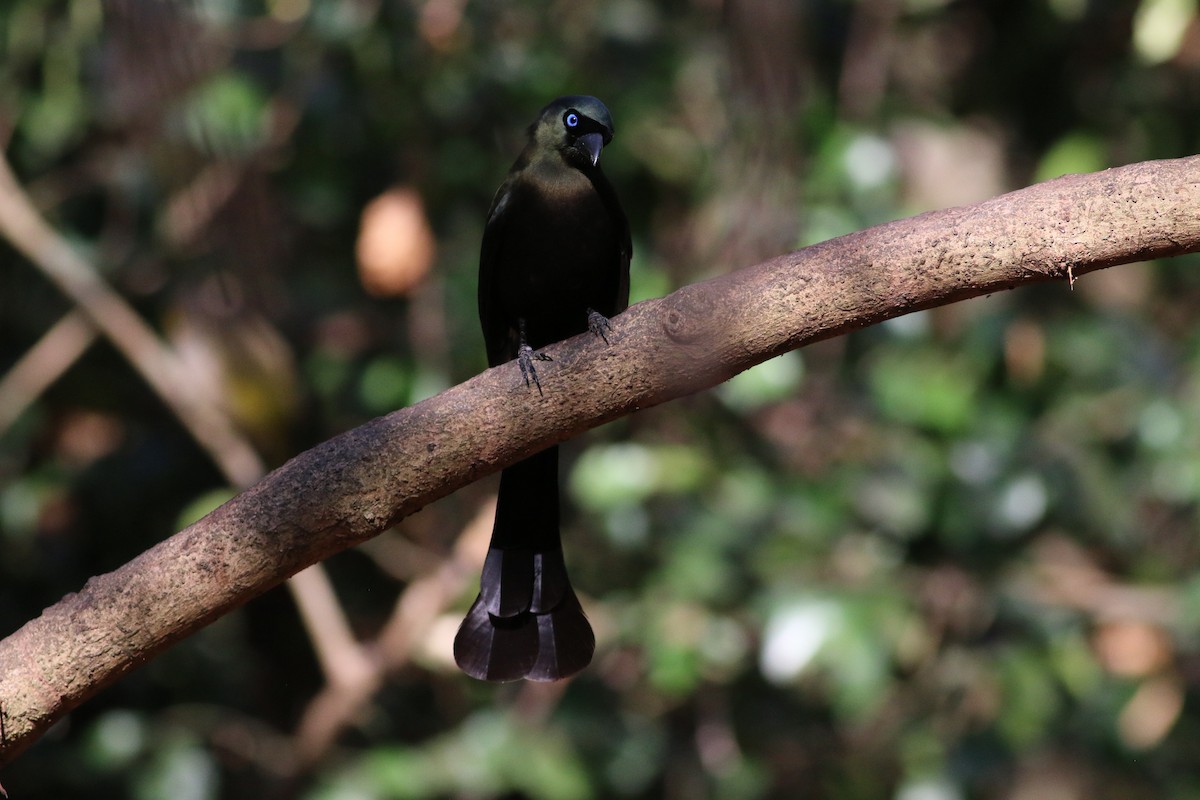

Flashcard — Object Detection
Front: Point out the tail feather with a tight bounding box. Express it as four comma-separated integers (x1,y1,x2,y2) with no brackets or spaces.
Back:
454,545,595,682
454,447,595,682
480,547,534,618
453,594,539,682
529,588,595,681
529,548,569,613
479,547,569,617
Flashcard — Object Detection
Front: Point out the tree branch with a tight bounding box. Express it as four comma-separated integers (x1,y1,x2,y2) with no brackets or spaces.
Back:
0,310,96,436
2,156,1199,764
0,156,264,489
0,153,380,748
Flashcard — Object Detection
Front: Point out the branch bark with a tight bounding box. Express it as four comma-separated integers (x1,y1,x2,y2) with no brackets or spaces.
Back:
2,156,1199,764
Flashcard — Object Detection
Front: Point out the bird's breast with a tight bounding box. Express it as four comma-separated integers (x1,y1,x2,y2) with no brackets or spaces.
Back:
492,172,624,348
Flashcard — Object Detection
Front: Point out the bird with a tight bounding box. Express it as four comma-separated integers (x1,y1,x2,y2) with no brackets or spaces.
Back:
453,95,632,682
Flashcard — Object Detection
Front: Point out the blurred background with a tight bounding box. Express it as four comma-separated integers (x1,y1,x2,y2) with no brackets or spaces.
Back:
3,0,1200,798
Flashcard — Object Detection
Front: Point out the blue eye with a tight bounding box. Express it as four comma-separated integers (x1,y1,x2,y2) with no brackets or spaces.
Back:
564,112,580,128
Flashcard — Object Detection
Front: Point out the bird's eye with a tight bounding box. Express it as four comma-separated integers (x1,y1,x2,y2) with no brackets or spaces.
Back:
564,111,580,129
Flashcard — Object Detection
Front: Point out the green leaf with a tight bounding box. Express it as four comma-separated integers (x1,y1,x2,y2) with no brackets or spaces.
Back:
1036,132,1108,183
181,73,270,157
867,348,980,433
571,442,712,511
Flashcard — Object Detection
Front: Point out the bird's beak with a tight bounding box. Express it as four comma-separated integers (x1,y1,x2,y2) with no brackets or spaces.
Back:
578,132,605,166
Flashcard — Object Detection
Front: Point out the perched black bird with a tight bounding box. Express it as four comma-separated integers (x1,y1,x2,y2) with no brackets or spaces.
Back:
454,96,631,682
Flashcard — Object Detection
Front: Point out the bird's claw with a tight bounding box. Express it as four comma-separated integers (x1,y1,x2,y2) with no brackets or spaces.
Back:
518,344,552,395
587,309,613,344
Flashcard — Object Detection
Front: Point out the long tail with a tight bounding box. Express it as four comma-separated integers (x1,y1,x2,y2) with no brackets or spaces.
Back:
453,446,595,682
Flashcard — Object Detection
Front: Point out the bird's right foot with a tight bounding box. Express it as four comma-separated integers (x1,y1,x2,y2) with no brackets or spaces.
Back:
518,344,552,395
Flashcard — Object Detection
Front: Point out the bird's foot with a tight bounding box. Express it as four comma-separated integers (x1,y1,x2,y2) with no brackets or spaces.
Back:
587,309,613,344
518,343,552,395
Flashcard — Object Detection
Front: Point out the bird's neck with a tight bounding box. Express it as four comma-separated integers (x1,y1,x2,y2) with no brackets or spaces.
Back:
524,145,594,179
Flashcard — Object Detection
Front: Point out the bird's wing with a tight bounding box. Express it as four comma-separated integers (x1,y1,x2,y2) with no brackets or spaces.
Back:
478,178,518,366
591,169,633,312
616,210,632,312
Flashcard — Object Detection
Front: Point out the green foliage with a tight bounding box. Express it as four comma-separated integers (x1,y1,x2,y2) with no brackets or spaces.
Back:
3,0,1200,798
314,713,591,800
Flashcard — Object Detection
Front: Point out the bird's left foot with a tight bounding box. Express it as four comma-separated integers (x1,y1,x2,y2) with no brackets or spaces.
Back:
587,309,613,344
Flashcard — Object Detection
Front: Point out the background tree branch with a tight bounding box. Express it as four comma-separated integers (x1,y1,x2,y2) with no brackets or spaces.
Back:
2,155,1199,765
0,151,389,754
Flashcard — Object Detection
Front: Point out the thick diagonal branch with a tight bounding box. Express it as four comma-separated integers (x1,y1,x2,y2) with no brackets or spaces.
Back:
2,156,1200,764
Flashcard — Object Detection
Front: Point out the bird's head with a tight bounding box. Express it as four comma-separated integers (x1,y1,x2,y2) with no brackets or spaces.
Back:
530,95,615,170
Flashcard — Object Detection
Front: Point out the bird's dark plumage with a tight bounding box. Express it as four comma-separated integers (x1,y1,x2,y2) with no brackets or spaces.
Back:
454,95,631,682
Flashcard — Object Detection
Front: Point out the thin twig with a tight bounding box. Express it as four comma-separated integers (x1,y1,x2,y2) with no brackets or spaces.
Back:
289,564,377,690
293,498,494,763
0,155,264,488
0,310,96,436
